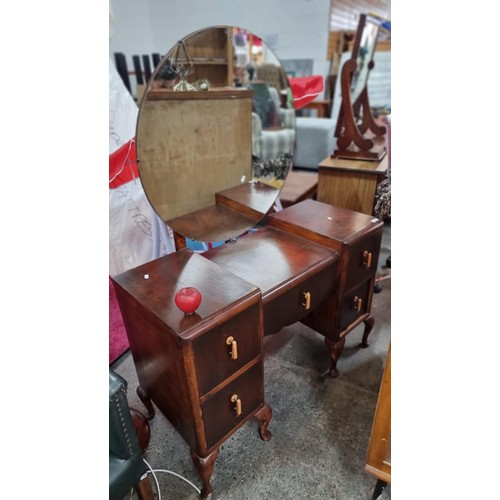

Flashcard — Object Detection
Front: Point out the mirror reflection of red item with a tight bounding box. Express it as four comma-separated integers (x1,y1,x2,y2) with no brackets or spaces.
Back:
174,287,202,315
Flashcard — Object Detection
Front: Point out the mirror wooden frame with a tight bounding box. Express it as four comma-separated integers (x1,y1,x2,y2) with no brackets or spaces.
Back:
333,14,387,161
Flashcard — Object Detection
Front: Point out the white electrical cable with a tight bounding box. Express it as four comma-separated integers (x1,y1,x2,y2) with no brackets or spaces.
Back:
142,458,202,497
143,458,162,500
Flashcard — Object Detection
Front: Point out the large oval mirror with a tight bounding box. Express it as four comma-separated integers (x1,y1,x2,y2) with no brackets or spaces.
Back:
136,25,296,244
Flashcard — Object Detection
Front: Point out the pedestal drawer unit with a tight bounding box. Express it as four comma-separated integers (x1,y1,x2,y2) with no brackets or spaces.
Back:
111,250,269,463
268,199,384,376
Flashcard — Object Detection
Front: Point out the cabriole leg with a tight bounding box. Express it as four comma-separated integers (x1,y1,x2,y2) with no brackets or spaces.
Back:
361,316,375,348
255,403,273,441
190,447,220,500
323,336,346,378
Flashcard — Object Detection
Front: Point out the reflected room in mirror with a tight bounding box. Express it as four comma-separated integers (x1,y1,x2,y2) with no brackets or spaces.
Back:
333,14,387,161
136,26,296,245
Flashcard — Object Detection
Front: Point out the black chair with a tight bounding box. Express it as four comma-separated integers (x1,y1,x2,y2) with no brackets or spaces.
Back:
114,52,132,93
109,369,155,500
141,55,153,83
132,55,144,85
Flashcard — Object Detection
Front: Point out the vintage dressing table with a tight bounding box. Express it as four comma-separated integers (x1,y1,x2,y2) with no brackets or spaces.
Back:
111,26,384,500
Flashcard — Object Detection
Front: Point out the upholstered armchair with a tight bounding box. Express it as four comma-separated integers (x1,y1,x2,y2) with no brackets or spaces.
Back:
109,369,154,500
255,63,289,93
251,83,296,162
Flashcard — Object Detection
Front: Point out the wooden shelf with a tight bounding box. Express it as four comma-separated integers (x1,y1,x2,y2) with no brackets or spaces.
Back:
180,27,234,87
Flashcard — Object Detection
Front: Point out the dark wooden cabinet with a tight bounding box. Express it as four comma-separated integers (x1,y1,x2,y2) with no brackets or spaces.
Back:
111,199,383,499
112,251,268,450
268,199,383,376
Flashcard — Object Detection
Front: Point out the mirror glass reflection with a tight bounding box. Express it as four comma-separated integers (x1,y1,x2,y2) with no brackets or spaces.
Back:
349,17,379,104
136,26,296,243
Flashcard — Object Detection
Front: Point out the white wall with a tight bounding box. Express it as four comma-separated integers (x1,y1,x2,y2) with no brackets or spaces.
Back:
109,0,332,85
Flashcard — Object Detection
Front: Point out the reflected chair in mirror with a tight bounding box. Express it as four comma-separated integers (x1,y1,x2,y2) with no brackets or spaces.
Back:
250,82,296,162
255,63,289,94
109,369,155,500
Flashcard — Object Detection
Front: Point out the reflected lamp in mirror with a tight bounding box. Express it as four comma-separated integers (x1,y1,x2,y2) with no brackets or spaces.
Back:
171,40,196,91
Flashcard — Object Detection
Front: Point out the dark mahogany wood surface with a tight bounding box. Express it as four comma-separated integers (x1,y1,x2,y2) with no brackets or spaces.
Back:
112,250,260,341
216,182,280,221
193,302,263,396
345,231,383,290
111,250,266,455
167,204,258,244
201,361,263,449
269,199,382,249
203,226,339,302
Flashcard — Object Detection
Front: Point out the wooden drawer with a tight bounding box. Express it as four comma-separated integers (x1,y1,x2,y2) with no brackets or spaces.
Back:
201,361,263,449
340,280,371,331
263,260,338,335
346,229,383,289
193,301,262,396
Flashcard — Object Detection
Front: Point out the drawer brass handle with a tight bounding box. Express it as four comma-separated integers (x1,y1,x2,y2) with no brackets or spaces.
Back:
302,291,311,310
226,336,238,360
353,296,362,313
230,394,242,416
363,250,373,269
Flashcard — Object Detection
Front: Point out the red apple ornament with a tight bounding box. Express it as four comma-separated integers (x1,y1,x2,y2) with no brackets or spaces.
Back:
174,287,202,315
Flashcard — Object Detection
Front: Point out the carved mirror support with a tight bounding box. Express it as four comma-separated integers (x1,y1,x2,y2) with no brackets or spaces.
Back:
333,14,387,161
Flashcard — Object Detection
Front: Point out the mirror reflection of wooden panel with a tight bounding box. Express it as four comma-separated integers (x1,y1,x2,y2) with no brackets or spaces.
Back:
137,89,253,223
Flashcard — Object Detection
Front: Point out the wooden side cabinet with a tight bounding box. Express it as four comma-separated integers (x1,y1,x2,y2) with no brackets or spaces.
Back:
268,199,383,376
365,343,391,499
111,250,272,500
317,154,388,216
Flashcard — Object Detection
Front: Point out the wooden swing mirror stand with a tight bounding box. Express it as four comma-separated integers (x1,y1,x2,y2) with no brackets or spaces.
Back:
333,13,387,161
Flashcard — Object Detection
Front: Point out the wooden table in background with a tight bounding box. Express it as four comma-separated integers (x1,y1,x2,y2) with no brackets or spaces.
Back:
279,170,318,208
303,99,332,118
317,155,388,216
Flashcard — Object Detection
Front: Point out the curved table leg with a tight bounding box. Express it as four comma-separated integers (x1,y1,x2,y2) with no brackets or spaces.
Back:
190,447,220,500
254,403,273,441
323,336,346,378
360,316,375,348
136,385,155,420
